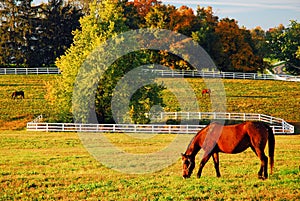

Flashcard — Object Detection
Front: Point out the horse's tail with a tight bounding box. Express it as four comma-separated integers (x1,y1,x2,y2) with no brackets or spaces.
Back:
267,125,275,174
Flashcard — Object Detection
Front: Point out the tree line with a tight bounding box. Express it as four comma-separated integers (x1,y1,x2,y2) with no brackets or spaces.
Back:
1,0,299,74
0,0,82,67
2,0,299,123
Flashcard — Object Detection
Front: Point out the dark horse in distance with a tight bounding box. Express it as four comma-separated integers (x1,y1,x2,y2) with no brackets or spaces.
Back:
182,121,275,180
11,90,24,99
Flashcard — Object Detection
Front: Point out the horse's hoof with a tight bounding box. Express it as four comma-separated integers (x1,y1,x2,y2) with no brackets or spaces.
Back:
258,176,267,180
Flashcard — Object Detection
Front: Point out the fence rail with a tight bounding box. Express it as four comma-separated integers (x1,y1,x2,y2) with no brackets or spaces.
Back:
147,112,294,134
142,69,300,82
1,67,299,81
27,112,294,134
26,122,291,134
0,67,60,75
27,123,206,134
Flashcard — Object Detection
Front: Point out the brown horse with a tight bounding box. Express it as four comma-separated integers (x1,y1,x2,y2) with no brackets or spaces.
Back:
11,91,24,99
181,121,275,180
201,89,211,97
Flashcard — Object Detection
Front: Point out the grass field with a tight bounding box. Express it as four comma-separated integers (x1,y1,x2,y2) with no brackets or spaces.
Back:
0,75,299,200
0,75,299,130
0,131,299,200
161,78,300,124
0,75,55,130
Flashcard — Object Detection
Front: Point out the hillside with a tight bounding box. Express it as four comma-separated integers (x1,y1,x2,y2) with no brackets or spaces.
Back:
0,75,299,131
0,75,56,130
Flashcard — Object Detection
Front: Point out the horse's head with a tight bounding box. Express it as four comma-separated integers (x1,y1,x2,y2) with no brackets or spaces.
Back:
181,153,195,179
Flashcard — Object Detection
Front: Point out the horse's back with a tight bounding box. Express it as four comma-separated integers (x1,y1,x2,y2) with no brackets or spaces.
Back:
215,123,250,153
12,90,24,99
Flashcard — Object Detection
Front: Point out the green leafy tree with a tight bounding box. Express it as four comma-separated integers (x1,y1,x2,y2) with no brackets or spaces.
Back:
192,6,222,69
47,0,165,123
0,0,81,67
0,0,36,67
265,24,285,60
266,21,300,74
34,0,82,66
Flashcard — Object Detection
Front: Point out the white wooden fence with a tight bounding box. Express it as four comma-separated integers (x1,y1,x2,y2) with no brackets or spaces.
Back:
142,69,300,82
0,67,60,75
27,112,294,134
147,112,294,134
26,122,292,134
27,123,206,134
1,67,299,81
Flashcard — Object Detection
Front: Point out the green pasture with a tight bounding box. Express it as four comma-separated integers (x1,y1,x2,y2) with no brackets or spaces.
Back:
161,78,300,124
0,131,299,200
0,75,55,130
0,75,299,130
0,75,299,200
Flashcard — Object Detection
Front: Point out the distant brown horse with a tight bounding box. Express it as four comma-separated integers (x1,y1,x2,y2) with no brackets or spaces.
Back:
201,89,211,97
11,91,24,99
182,121,275,180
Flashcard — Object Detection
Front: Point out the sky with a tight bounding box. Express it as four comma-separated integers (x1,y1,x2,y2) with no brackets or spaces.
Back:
33,0,300,30
162,0,300,30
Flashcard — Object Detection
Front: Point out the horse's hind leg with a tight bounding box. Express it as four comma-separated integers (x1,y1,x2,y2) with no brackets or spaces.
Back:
255,149,268,180
212,152,221,177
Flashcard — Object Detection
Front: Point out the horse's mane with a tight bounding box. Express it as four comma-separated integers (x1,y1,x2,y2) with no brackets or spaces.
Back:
185,123,211,152
185,121,223,153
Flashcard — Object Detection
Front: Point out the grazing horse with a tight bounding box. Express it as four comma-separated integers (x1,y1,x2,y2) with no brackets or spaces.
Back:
11,91,24,99
201,89,211,97
181,121,275,180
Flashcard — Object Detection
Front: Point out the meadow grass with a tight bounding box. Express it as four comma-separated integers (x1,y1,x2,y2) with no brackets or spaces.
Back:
0,131,299,200
0,75,56,130
0,75,299,200
161,78,300,124
0,75,299,130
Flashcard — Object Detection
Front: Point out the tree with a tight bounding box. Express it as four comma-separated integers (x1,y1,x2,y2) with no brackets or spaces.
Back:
192,6,222,69
47,0,165,123
168,5,198,36
266,21,300,74
0,0,82,67
132,0,159,17
35,0,82,66
250,27,268,58
0,0,37,67
215,18,264,72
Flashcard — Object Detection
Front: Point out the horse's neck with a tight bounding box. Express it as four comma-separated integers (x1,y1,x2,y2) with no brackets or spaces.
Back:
185,137,201,158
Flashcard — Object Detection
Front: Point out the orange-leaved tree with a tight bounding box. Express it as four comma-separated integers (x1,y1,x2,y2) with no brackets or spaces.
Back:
215,18,264,72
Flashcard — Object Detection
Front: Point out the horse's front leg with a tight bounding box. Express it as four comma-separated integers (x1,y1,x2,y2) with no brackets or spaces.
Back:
197,153,212,178
212,152,221,177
